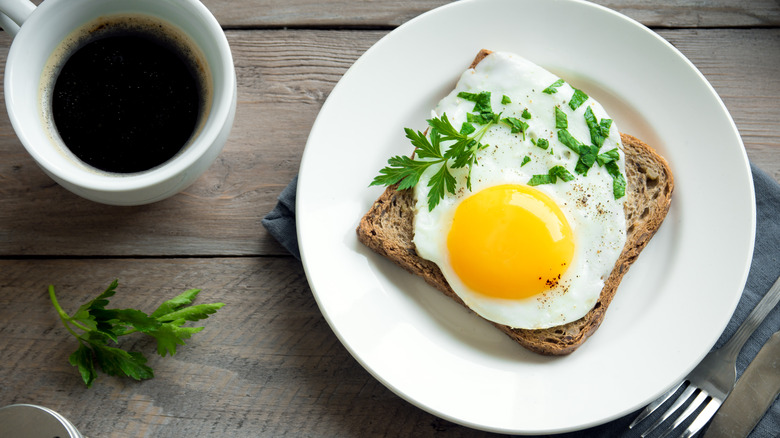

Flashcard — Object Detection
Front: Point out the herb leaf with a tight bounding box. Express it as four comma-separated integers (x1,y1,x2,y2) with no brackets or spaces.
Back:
596,148,621,166
459,122,476,135
458,91,493,114
156,303,224,323
600,118,613,138
557,129,584,152
501,117,529,139
428,112,464,138
90,342,154,381
150,321,205,357
555,120,625,195
555,107,568,129
467,112,500,125
528,165,575,186
575,145,599,175
427,162,457,211
551,165,576,182
569,88,589,110
49,280,223,387
542,79,565,94
370,154,438,191
150,288,201,319
605,160,626,199
372,110,498,211
69,344,98,388
584,107,612,148
528,174,553,186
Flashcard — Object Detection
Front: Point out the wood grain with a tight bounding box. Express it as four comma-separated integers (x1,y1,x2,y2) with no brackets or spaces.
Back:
15,0,780,28
0,28,777,257
0,258,502,437
200,0,780,28
660,28,780,179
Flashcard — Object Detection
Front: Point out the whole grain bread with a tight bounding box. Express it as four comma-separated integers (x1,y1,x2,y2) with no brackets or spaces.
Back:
356,51,674,355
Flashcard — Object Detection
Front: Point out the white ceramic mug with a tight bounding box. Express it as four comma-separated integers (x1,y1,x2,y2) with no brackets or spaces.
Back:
0,0,237,205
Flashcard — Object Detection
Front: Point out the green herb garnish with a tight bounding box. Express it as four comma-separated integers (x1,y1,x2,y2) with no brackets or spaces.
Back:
556,112,625,198
606,160,626,198
462,91,500,128
521,156,531,166
49,280,224,388
557,129,583,151
574,144,600,175
458,91,493,114
372,80,626,208
555,106,568,129
460,122,476,135
558,129,599,176
501,117,529,139
528,165,575,186
596,148,621,166
467,112,500,125
596,147,627,198
584,106,612,147
371,113,496,211
542,79,565,94
569,88,589,110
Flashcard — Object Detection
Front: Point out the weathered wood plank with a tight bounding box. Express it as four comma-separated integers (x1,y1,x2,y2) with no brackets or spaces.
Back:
660,28,780,180
200,0,780,28
14,0,780,29
0,28,777,257
595,0,780,28
0,258,503,437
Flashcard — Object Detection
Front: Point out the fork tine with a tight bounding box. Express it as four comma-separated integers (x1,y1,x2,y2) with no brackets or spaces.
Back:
639,384,697,437
629,381,685,428
678,398,723,438
656,390,709,438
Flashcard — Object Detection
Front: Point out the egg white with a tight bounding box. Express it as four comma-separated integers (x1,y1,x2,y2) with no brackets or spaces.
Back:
412,52,627,330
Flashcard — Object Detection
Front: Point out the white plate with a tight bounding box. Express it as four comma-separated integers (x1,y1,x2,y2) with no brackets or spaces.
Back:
296,0,756,434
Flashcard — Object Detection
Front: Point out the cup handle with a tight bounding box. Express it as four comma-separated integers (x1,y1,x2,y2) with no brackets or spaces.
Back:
0,0,36,37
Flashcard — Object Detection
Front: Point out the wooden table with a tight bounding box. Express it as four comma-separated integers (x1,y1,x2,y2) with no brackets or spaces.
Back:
1,1,778,436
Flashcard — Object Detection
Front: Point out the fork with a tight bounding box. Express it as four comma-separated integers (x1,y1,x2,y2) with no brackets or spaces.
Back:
628,272,780,438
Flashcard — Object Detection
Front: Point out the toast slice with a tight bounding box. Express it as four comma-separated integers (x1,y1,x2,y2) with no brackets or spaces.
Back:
356,51,674,355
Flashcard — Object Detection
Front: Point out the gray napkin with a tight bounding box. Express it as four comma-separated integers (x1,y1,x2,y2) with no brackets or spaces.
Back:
262,163,779,436
261,175,300,260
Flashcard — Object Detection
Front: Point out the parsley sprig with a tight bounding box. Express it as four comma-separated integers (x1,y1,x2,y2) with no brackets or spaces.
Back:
371,90,541,210
371,114,495,211
49,280,224,388
371,83,626,209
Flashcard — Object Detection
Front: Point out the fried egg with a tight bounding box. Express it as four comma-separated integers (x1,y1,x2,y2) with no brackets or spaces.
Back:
412,51,627,330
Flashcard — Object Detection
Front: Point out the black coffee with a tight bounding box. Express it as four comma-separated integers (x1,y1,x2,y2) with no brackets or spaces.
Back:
52,31,202,173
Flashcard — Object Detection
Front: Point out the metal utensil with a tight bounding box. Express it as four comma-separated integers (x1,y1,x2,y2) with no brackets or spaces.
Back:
703,330,780,438
628,272,780,438
0,404,83,438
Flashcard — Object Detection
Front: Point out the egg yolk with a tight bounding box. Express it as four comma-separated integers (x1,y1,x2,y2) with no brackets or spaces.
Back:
447,184,575,300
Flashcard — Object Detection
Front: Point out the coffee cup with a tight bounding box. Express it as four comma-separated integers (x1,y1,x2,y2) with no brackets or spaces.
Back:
1,0,237,205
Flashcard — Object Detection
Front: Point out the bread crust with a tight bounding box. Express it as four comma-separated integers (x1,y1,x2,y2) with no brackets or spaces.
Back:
356,51,674,355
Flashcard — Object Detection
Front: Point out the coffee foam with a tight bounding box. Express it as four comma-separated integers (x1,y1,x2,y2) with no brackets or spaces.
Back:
39,13,214,175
